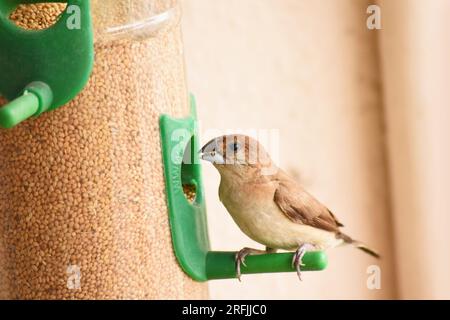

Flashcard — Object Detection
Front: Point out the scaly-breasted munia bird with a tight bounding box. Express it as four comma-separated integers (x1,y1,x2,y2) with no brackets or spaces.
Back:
200,134,379,281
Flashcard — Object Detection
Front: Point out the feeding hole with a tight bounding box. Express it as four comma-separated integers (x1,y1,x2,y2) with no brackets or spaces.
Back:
9,2,67,30
182,184,196,204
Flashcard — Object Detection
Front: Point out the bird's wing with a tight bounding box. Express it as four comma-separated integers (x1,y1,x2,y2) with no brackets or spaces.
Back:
273,172,343,233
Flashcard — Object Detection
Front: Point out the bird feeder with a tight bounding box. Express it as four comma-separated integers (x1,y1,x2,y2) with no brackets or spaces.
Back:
0,0,327,299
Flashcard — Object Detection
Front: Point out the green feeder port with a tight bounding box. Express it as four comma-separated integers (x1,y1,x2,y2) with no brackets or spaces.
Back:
160,96,328,281
0,0,94,128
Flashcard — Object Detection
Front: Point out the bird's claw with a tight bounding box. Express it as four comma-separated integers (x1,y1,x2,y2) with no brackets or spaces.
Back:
292,249,304,281
235,249,250,282
235,247,267,281
292,243,315,281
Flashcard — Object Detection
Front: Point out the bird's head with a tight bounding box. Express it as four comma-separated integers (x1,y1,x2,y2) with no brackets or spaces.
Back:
200,134,277,178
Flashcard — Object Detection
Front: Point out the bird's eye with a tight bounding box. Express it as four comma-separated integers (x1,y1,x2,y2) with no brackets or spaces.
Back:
229,142,241,152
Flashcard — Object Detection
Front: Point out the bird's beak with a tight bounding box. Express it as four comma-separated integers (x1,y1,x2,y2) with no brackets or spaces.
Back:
199,140,225,165
199,150,225,165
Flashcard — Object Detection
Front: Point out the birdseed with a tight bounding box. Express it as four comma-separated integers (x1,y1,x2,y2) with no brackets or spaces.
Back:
9,3,67,30
182,184,197,203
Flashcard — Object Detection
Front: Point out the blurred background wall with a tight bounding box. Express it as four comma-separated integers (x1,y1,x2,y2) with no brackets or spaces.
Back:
378,0,450,299
181,0,450,299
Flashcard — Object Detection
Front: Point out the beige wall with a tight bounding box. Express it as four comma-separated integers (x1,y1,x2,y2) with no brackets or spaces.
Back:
181,0,396,299
378,0,450,299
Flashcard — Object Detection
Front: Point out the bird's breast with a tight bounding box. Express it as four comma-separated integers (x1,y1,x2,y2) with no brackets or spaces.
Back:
219,179,342,250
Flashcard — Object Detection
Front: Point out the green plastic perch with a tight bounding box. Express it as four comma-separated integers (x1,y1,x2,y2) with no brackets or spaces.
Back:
206,251,327,280
160,96,328,281
0,82,53,128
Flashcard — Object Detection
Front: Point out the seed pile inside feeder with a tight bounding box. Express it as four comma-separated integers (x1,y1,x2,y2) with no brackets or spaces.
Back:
0,2,208,299
182,185,197,203
9,3,67,30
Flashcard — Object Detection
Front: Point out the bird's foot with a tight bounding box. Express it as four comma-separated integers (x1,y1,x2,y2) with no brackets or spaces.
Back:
292,243,316,281
235,247,267,281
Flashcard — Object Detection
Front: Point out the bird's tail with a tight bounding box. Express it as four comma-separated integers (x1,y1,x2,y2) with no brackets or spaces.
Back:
337,232,380,259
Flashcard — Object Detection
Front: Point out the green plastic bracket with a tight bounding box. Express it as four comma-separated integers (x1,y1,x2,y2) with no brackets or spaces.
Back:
0,0,94,128
159,96,328,281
